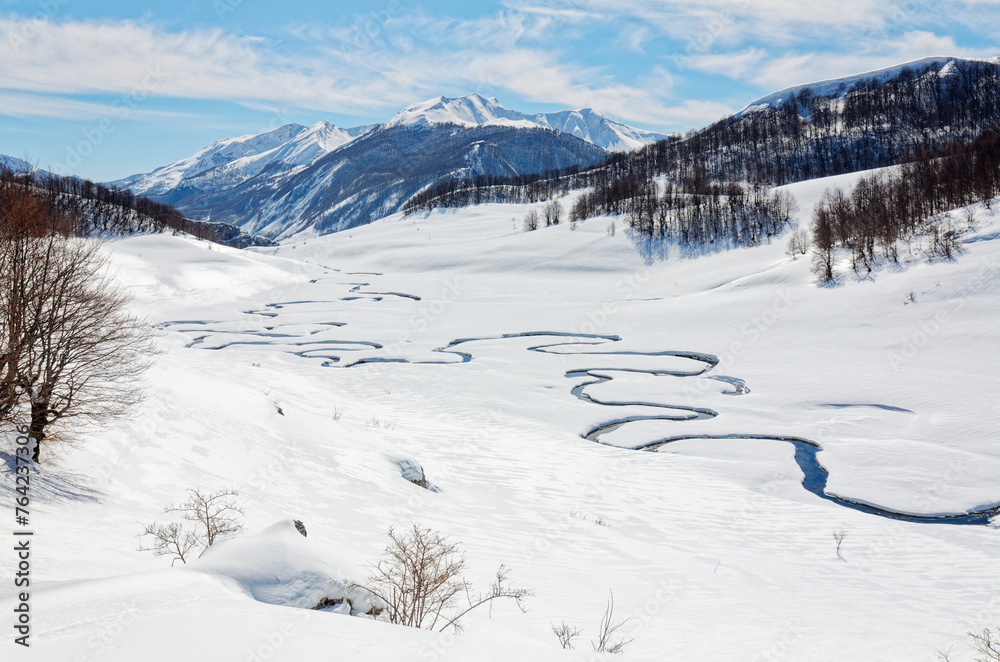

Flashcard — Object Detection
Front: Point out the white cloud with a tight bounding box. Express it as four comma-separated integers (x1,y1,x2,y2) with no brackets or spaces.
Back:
749,31,990,91
0,14,685,127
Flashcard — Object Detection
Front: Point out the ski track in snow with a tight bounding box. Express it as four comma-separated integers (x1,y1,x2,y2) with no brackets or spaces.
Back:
159,277,1000,527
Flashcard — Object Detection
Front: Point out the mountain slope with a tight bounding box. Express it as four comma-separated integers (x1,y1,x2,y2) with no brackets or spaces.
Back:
632,55,1000,186
733,55,962,118
185,123,609,237
384,94,666,151
0,154,41,174
112,121,374,204
110,95,662,239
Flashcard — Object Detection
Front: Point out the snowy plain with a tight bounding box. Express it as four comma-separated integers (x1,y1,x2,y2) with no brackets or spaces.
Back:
2,171,1000,661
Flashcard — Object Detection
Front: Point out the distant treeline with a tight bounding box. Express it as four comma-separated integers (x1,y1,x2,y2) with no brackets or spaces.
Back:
404,59,1000,248
0,167,220,241
812,129,1000,279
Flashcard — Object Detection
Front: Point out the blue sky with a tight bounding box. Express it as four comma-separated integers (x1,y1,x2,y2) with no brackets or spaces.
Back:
1,0,997,181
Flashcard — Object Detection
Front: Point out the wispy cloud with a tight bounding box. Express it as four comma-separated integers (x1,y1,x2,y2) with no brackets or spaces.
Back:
0,1,994,136
0,13,685,126
749,31,991,91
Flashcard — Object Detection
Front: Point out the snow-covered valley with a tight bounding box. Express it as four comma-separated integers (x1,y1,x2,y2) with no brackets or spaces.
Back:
2,172,1000,661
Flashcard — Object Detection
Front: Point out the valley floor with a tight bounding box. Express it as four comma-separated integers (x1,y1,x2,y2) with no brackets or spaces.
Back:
2,173,1000,660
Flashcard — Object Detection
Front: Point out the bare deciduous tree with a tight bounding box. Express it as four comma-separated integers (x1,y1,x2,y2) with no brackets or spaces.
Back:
139,488,244,563
359,523,532,632
1,172,156,462
522,208,539,232
592,590,632,654
543,199,563,226
786,225,811,258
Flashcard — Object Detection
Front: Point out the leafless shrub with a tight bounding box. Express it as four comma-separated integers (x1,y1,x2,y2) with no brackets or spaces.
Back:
359,523,531,633
552,621,583,649
970,628,1000,661
592,590,632,654
138,521,198,566
833,530,847,561
139,488,244,563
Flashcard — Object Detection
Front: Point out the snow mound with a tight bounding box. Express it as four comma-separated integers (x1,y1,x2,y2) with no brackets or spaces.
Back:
192,520,360,611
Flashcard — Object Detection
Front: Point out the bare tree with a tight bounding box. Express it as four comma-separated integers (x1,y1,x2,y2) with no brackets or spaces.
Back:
592,590,632,654
1,173,156,461
543,199,563,226
0,175,73,426
552,622,584,649
522,208,539,232
786,225,810,258
139,488,244,563
811,202,837,283
360,523,532,632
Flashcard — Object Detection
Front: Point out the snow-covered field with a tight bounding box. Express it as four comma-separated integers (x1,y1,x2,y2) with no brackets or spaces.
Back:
3,172,1000,660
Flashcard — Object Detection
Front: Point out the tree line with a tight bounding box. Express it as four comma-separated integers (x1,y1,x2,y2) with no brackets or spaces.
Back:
403,59,1000,251
811,129,1000,280
2,167,220,241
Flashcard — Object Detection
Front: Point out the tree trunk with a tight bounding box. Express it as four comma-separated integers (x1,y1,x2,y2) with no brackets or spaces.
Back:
29,402,47,463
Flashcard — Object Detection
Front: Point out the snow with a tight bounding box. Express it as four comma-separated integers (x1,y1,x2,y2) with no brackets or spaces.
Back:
110,121,374,196
2,172,1000,659
0,154,37,174
735,56,966,117
383,93,666,152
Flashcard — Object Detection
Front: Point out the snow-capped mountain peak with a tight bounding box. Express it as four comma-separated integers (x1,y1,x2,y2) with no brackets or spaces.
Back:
382,93,666,152
111,120,374,199
0,154,39,175
383,93,529,129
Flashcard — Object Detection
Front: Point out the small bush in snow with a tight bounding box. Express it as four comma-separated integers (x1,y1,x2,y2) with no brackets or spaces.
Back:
358,523,531,632
968,628,1000,661
138,488,244,565
592,590,632,654
552,621,583,649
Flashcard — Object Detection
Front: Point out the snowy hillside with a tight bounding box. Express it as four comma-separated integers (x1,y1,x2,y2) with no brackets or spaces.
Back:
112,121,375,203
3,171,999,660
735,55,982,117
384,94,666,151
0,154,39,174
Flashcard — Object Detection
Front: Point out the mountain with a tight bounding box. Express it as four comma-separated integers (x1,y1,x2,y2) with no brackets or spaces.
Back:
637,55,1000,186
384,94,666,151
1,154,41,174
733,56,962,118
177,122,609,237
111,95,643,238
113,120,375,204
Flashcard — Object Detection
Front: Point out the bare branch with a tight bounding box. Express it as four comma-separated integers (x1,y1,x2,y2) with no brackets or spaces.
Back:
358,523,531,634
552,622,584,649
592,590,633,655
